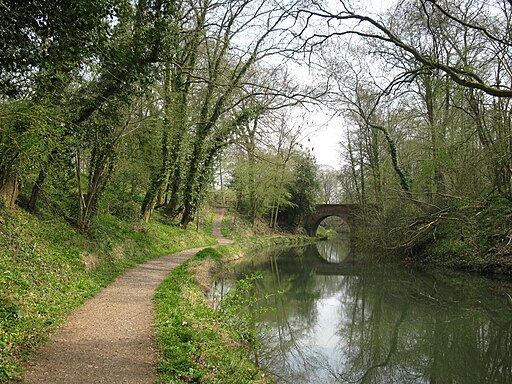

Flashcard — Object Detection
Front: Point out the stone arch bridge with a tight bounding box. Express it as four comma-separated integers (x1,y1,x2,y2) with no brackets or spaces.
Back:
303,204,358,236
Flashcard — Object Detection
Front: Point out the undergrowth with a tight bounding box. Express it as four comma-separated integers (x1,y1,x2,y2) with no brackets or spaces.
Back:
412,197,512,274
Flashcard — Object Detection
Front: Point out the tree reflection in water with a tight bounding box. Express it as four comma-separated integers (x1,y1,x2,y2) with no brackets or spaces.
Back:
212,241,512,383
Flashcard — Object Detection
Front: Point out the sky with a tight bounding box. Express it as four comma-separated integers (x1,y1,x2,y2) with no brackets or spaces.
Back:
302,111,344,168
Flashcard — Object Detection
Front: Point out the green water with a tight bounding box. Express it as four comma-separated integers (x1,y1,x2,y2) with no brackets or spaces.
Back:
212,239,512,383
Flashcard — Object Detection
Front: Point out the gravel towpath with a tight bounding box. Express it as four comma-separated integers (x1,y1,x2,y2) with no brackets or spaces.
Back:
22,208,232,384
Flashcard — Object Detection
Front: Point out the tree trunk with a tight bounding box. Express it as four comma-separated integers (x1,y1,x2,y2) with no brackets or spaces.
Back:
163,167,183,218
180,137,204,228
424,72,446,196
140,64,174,221
28,167,47,213
346,132,361,204
141,178,162,222
0,176,20,209
77,146,115,232
371,123,411,194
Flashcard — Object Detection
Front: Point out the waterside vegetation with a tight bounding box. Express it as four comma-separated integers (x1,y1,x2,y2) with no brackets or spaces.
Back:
154,218,316,384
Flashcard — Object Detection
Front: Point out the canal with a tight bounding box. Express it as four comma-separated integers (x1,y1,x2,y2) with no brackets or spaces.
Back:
212,238,512,383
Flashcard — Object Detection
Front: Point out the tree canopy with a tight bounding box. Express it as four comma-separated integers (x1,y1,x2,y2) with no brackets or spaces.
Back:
2,0,512,258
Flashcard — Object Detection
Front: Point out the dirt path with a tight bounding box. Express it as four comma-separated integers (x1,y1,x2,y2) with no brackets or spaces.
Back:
212,207,233,246
22,208,232,384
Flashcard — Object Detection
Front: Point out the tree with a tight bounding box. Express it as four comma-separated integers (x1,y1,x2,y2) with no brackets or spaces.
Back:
317,166,343,204
71,0,178,231
0,0,113,209
177,0,299,227
299,0,512,248
298,0,512,97
0,0,180,232
137,0,311,227
232,108,303,227
280,152,320,229
140,0,206,221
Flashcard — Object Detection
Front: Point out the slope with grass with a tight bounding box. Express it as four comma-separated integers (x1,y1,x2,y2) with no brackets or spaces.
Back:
0,207,216,382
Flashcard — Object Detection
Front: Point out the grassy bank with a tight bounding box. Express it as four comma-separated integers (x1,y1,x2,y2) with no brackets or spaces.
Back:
0,207,216,382
409,197,512,275
154,214,315,384
154,248,271,384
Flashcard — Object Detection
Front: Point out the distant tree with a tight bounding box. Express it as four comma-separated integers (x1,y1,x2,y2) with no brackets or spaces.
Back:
280,153,320,229
317,166,343,204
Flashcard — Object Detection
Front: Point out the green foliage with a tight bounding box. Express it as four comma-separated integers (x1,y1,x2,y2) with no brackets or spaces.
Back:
279,153,321,228
220,210,256,240
234,164,281,215
219,274,272,345
0,0,113,97
1,0,179,228
288,154,320,214
232,157,293,221
0,101,63,180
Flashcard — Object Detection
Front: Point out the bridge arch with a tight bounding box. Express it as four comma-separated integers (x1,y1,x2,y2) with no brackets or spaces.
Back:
303,204,356,237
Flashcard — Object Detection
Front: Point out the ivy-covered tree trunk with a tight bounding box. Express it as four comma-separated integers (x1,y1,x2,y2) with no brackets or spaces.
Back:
77,144,117,232
0,174,20,209
179,128,206,227
372,123,411,194
423,72,447,197
162,89,189,218
163,159,184,218
141,66,173,222
142,1,204,221
27,168,47,212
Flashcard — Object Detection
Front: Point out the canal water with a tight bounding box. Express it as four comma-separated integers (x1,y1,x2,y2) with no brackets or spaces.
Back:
212,238,512,383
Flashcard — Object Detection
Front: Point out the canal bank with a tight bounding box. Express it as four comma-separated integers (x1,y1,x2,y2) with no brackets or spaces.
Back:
154,208,512,384
154,235,314,383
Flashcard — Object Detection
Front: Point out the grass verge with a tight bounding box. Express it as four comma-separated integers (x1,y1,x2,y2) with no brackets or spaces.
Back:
0,207,216,382
155,251,271,384
154,230,316,384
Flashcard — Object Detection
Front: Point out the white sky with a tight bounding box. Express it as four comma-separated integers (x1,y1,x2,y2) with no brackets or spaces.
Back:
302,111,344,168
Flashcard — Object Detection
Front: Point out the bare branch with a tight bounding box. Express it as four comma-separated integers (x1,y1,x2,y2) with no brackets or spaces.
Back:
298,5,512,97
